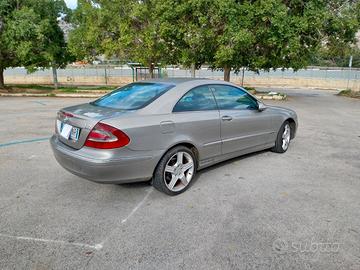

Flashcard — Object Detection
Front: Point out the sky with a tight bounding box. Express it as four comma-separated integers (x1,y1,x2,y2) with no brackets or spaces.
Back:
64,0,77,9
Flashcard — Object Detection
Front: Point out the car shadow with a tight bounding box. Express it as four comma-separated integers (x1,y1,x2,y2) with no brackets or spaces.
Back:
118,148,272,192
196,148,270,175
119,181,151,189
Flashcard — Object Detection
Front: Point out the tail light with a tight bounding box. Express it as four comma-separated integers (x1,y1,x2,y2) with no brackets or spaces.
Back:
84,122,130,149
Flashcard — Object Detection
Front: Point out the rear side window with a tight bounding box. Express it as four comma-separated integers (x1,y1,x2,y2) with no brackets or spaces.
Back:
173,85,218,112
92,83,174,110
210,85,258,110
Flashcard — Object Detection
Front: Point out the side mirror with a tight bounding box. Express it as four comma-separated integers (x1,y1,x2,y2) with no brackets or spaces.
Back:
257,101,267,111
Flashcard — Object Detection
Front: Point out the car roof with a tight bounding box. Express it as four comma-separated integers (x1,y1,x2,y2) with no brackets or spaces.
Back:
140,77,220,85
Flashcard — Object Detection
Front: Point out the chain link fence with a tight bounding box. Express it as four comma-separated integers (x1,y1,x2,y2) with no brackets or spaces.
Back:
4,65,360,90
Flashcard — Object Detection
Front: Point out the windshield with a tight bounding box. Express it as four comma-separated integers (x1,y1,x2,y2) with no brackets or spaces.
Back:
92,82,175,110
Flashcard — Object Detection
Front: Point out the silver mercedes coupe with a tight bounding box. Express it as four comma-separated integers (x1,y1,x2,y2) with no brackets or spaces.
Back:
51,78,297,195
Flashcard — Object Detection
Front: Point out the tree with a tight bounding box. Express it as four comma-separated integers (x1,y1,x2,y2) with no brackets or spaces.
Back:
69,0,171,78
0,0,71,89
34,0,73,89
167,0,217,77
315,0,360,66
68,0,359,82
210,0,360,81
209,0,255,81
68,0,105,61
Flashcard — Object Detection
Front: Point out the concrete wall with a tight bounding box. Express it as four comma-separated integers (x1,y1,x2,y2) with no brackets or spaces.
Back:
4,76,133,85
239,77,360,91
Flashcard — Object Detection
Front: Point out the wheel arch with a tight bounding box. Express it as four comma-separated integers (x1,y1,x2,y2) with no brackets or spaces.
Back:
165,141,199,166
152,141,200,179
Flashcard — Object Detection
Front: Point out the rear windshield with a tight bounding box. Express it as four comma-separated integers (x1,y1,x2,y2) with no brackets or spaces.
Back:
92,82,175,110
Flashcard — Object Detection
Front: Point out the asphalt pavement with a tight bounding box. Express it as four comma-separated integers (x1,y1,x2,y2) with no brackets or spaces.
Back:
0,88,359,270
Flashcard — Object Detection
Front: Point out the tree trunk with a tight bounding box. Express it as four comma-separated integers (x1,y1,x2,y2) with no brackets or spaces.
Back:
149,63,155,79
224,66,231,82
190,63,196,78
52,64,58,90
104,66,108,85
0,67,4,89
241,67,245,86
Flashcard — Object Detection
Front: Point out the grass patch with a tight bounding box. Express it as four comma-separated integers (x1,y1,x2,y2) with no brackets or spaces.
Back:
337,89,360,99
75,85,116,90
58,88,78,93
5,84,117,93
8,84,54,91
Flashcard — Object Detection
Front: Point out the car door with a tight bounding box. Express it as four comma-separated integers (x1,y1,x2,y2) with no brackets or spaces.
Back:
209,84,274,155
173,85,221,165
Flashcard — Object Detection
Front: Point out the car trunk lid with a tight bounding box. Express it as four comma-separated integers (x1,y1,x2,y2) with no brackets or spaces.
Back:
56,103,131,149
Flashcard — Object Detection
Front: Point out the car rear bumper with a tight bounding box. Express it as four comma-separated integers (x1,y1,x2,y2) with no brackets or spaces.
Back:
50,135,160,183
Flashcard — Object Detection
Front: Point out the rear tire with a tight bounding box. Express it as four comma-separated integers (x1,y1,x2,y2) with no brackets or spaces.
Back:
271,121,291,153
152,146,196,195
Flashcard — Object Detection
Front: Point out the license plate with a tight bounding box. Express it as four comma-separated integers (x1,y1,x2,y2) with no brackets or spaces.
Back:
69,126,80,141
57,120,80,141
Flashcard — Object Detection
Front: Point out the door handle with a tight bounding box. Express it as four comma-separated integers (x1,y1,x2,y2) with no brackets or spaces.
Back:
221,115,233,121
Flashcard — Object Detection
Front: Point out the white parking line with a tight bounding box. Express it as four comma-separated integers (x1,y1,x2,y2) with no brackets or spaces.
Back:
0,188,154,251
0,233,103,250
98,187,154,247
121,188,153,224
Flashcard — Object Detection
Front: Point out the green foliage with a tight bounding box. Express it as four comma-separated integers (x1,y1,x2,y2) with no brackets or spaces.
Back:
69,0,173,75
168,0,218,68
309,1,360,68
337,89,360,99
211,0,359,79
69,0,359,81
311,47,360,68
0,0,72,87
68,0,104,60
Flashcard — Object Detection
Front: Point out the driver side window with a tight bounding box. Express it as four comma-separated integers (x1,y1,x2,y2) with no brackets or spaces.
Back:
209,85,258,110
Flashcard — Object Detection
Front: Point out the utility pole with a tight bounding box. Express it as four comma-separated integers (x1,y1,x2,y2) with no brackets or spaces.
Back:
104,66,108,85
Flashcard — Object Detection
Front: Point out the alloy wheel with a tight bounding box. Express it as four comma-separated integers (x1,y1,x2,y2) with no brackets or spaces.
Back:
164,151,194,192
282,124,291,150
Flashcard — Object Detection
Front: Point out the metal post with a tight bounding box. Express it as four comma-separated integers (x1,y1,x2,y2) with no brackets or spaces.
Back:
130,66,135,82
104,66,108,85
347,55,353,90
241,67,245,86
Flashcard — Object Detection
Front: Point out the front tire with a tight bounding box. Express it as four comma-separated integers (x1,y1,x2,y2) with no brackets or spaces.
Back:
272,121,291,153
152,146,196,195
